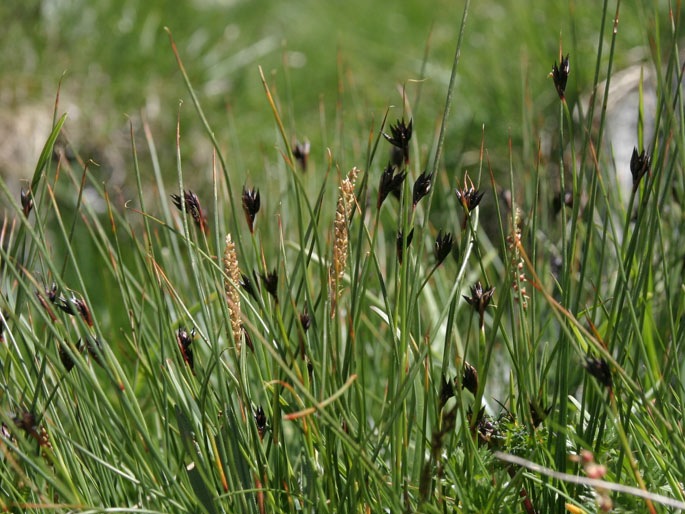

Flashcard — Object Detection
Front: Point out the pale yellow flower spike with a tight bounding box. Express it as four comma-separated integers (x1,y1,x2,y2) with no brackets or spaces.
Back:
223,234,243,352
330,167,359,317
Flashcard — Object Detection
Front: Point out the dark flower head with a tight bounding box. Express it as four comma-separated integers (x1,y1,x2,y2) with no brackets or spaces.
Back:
240,272,259,302
584,356,612,388
71,297,93,327
413,170,433,207
529,400,552,428
171,190,208,234
80,336,103,367
439,375,455,409
396,228,414,265
377,164,407,209
462,361,479,395
630,147,651,192
293,141,310,172
254,405,267,440
46,283,58,303
434,230,454,265
463,281,495,329
58,341,78,372
242,185,261,234
383,118,412,166
54,295,93,327
260,269,279,302
299,310,311,332
552,191,573,215
551,53,570,100
176,326,195,370
20,188,33,217
455,184,485,213
243,327,254,353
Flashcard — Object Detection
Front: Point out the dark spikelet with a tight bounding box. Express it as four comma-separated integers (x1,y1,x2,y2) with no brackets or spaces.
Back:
293,141,310,171
412,171,433,207
242,185,261,233
377,164,406,209
463,281,495,329
58,340,80,372
434,230,454,265
243,327,254,352
455,184,485,213
254,406,267,440
299,310,311,332
383,118,412,166
530,401,552,428
171,190,208,233
261,269,279,302
439,375,455,409
20,189,33,217
462,362,479,395
176,326,195,371
550,53,570,100
71,298,93,327
83,336,104,366
240,272,259,302
584,356,612,388
630,147,651,192
396,228,414,265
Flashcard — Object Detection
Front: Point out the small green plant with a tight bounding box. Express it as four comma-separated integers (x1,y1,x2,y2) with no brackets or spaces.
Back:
2,1,685,513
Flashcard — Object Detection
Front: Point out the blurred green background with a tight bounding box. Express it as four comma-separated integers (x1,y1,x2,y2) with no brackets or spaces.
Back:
0,0,676,199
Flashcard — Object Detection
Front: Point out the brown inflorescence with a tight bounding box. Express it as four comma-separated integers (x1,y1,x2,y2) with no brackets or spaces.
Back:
171,190,208,234
223,234,243,352
330,167,359,316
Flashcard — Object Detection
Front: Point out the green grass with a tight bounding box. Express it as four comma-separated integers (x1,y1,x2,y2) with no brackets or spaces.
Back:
2,0,685,513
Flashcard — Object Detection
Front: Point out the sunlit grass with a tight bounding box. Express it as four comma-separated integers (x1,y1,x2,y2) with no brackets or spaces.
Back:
2,1,685,513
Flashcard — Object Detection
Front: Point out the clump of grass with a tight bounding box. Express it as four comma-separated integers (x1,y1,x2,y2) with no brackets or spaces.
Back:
1,1,685,513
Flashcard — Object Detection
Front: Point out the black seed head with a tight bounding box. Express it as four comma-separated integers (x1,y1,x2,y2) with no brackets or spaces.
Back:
176,326,195,370
377,164,407,209
413,171,433,207
84,336,103,366
630,147,651,192
529,401,552,428
46,284,58,303
299,310,311,332
254,406,267,440
71,297,93,327
243,327,254,352
462,362,479,395
439,375,455,409
20,189,33,217
551,53,570,100
241,185,261,234
434,231,454,265
552,191,573,215
455,184,485,213
240,272,259,302
171,190,208,233
396,228,414,265
260,269,279,302
463,281,495,328
584,356,612,388
59,341,77,372
293,141,310,171
383,118,412,165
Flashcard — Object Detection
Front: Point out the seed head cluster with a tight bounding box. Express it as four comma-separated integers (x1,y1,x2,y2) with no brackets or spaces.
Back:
330,167,359,316
223,234,243,352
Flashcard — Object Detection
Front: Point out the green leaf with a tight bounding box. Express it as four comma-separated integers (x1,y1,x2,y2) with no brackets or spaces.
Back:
30,112,68,191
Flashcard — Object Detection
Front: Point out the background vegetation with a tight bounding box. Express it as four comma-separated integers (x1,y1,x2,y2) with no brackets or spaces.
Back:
1,0,685,512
